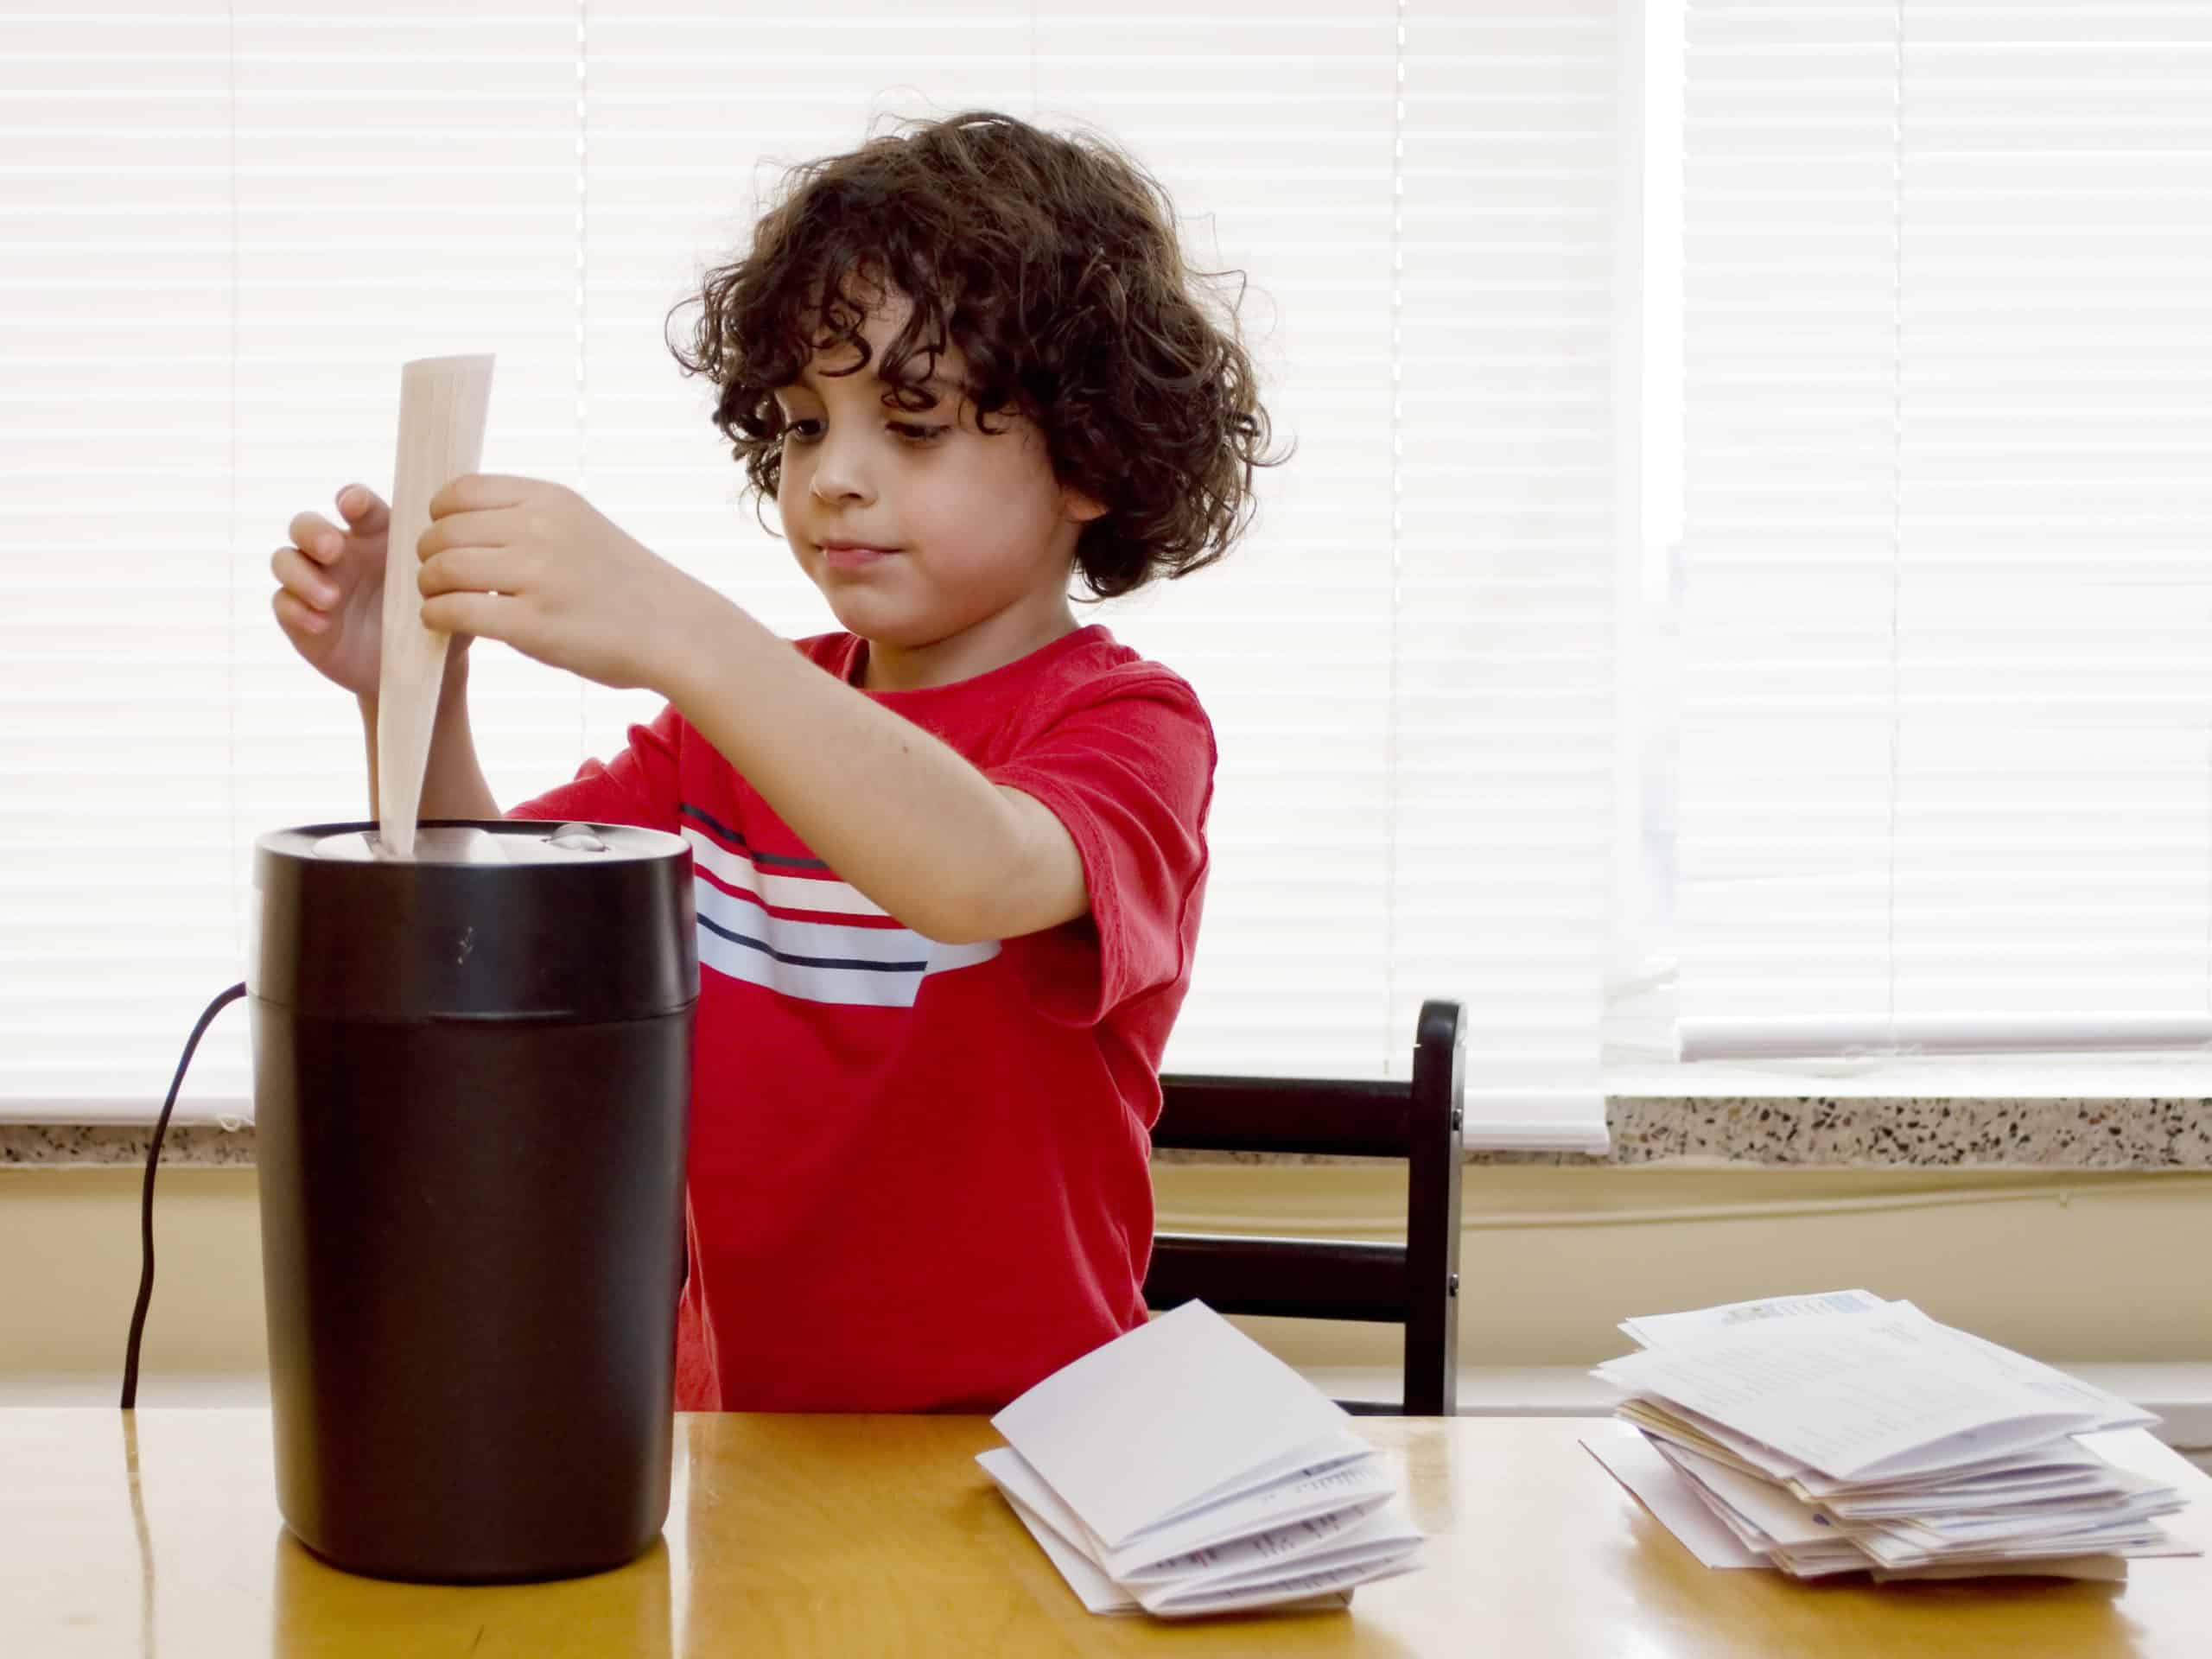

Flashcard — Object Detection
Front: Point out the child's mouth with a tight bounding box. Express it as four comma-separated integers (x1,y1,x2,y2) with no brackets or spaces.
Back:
821,543,899,572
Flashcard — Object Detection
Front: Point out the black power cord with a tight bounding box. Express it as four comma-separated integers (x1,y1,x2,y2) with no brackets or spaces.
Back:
120,981,248,1410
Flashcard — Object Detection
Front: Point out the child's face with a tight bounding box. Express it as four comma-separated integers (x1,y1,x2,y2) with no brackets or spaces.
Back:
771,285,1105,689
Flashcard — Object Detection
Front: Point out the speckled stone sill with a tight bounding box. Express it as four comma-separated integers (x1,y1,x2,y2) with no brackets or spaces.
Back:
8,1096,2209,1170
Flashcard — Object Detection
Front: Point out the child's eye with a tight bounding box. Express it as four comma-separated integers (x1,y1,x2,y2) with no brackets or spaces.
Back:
779,418,948,447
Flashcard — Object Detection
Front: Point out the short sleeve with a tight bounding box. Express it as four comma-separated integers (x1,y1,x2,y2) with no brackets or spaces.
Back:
505,701,685,835
984,677,1216,1027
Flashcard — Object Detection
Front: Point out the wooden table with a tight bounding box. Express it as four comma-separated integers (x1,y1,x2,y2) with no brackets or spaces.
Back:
5,1409,2209,1657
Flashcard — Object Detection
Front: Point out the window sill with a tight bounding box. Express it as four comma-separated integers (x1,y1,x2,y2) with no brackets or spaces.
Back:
8,1096,2211,1172
1602,969,2212,1103
1605,1052,2212,1102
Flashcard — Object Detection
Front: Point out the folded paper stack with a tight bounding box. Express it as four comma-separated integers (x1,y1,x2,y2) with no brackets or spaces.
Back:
1594,1290,2196,1580
979,1300,1426,1618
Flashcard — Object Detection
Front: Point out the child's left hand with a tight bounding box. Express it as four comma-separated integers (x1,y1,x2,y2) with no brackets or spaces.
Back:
416,474,704,691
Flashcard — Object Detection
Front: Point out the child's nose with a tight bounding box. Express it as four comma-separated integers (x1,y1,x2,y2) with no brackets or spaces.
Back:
807,441,874,505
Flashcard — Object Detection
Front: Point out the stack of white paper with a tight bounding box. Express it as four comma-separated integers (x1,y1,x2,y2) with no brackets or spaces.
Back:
978,1301,1426,1618
1592,1290,2198,1581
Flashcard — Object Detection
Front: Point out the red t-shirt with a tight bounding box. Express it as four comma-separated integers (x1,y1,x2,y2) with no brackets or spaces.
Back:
507,623,1215,1411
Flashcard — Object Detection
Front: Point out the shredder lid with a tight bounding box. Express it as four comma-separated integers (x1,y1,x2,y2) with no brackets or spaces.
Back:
250,818,698,1022
308,822,637,863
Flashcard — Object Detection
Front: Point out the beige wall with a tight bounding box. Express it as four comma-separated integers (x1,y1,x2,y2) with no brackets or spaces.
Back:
1158,1161,2212,1373
3,1167,269,1380
8,1161,2209,1395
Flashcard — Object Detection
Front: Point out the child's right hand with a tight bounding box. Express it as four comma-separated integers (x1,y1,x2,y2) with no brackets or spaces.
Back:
270,485,469,701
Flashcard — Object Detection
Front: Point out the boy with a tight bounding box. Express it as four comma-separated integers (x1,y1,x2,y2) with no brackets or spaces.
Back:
270,110,1283,1409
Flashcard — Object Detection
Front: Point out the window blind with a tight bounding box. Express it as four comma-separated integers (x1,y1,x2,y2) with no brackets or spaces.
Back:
1675,1,2212,1066
2,2,1622,1151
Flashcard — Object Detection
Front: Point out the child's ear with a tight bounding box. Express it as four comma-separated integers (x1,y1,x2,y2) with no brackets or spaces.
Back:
1060,484,1109,525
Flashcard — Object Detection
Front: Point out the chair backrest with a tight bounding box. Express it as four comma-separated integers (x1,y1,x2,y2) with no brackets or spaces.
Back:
1143,999,1465,1415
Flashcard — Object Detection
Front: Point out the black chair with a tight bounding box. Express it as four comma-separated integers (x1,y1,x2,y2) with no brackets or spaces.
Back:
1142,999,1465,1416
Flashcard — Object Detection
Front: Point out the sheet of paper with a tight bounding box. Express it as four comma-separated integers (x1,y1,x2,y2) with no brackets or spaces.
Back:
375,352,493,860
1124,1496,1410,1592
978,1448,1144,1611
1141,1431,1376,1538
1142,1553,1395,1618
2075,1428,2212,1558
1853,1517,2169,1569
1615,1300,2155,1479
977,1448,1363,1619
1897,1497,2181,1548
1787,1438,2104,1499
1840,1418,2116,1488
1768,1540,1878,1578
1138,1505,1421,1615
990,1301,1357,1550
1618,1397,1808,1482
1940,1319,2158,1433
1872,1554,2129,1583
1653,1439,1839,1549
1002,1491,1141,1614
1621,1289,1891,1349
1596,1307,2110,1481
1580,1426,1767,1568
1810,1440,2116,1508
1826,1466,2124,1517
1104,1457,1398,1580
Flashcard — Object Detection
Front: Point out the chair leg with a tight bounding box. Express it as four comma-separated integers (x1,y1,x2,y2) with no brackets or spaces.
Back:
1402,1000,1465,1414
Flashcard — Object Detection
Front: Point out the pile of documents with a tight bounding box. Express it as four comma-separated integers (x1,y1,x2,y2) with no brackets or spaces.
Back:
1593,1289,2195,1580
978,1300,1425,1618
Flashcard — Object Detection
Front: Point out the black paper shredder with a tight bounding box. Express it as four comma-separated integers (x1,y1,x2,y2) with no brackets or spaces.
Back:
248,818,697,1583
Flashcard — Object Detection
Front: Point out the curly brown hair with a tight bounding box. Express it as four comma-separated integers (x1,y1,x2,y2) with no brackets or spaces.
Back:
665,109,1289,600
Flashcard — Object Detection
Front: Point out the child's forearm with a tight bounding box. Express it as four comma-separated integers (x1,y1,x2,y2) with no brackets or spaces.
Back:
658,588,1089,945
355,657,501,823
